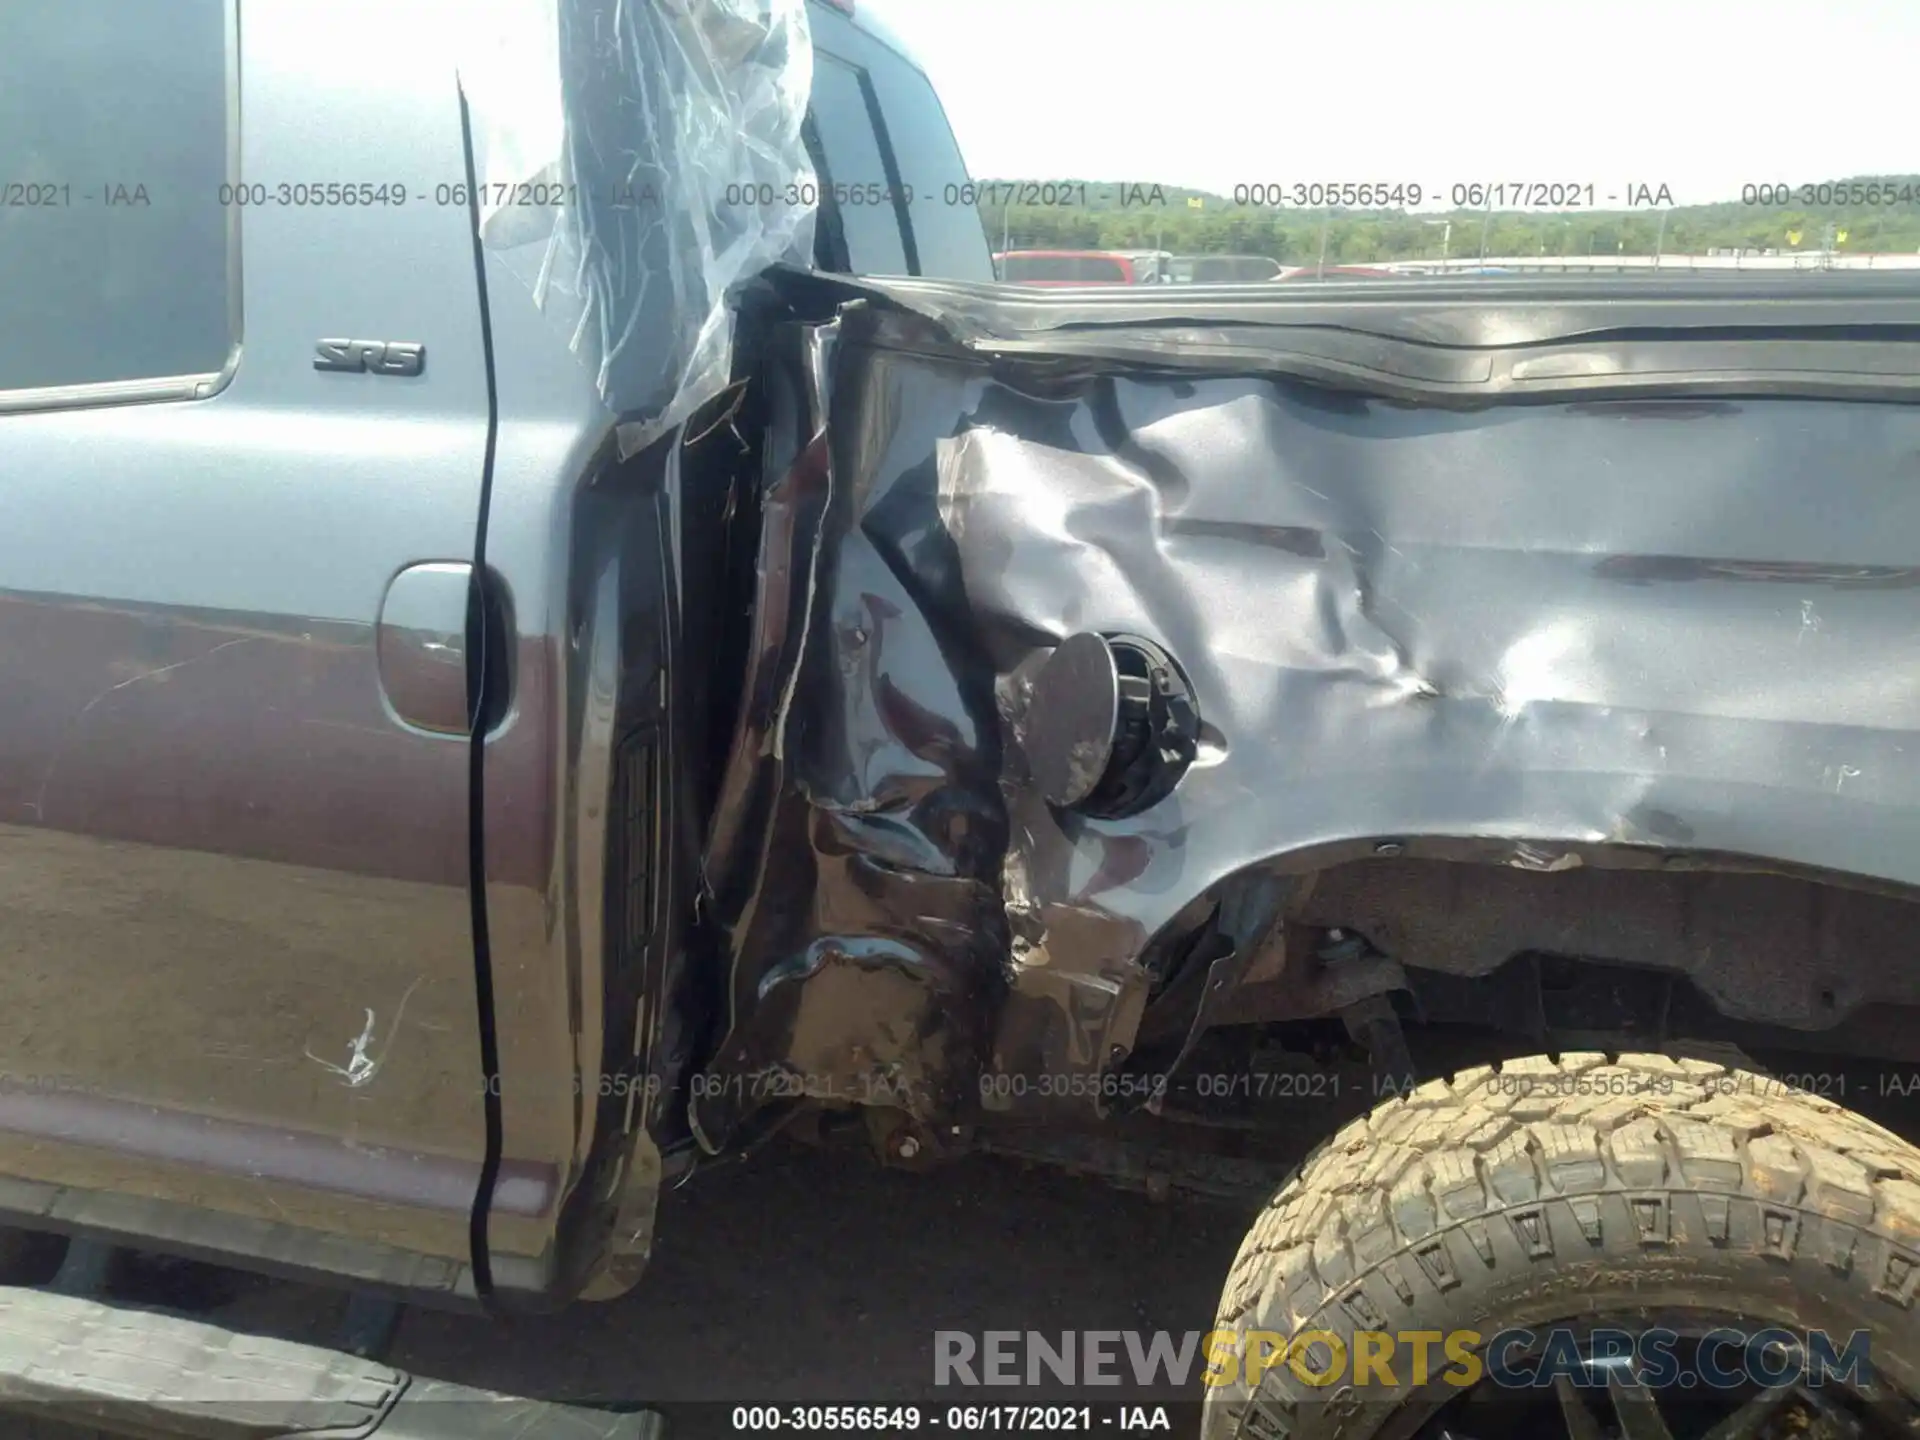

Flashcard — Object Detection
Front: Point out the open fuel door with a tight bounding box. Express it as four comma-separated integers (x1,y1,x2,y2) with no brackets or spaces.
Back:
685,270,1920,1158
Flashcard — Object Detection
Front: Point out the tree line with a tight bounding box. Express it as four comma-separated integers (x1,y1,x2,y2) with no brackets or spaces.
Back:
977,176,1920,261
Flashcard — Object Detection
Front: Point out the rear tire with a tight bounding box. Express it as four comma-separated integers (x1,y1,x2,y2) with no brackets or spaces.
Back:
1202,1052,1920,1438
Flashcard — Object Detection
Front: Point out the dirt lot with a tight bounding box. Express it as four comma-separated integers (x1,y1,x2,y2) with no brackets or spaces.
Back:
199,1141,1253,1436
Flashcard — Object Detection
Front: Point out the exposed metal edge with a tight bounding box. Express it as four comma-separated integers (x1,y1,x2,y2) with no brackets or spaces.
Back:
0,1286,660,1438
762,269,1920,402
768,267,1920,345
964,333,1920,404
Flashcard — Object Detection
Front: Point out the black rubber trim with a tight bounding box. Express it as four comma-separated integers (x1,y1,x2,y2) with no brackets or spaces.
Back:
454,81,506,1303
853,67,919,276
801,115,853,274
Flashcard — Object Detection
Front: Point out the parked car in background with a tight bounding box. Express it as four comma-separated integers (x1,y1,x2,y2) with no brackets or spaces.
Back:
1277,263,1406,280
995,249,1142,285
1171,253,1283,283
1108,248,1175,283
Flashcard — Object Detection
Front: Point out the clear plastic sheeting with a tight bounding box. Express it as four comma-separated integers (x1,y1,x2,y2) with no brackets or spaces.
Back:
457,0,817,456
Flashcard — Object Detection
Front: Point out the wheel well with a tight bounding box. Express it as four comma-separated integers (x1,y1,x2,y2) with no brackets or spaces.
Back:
1199,849,1920,1064
965,850,1920,1203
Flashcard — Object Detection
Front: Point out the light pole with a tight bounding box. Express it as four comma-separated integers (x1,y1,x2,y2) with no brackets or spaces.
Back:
1425,218,1451,265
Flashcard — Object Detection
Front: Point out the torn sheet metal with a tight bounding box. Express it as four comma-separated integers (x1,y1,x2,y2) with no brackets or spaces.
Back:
458,0,815,456
691,281,1920,1146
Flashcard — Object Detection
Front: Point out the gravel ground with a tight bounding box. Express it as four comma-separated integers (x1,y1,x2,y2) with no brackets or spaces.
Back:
194,1141,1255,1437
80,1068,1920,1440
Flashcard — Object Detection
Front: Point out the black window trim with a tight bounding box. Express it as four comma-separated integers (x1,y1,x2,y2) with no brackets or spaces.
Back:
850,66,919,276
801,114,853,275
0,0,243,414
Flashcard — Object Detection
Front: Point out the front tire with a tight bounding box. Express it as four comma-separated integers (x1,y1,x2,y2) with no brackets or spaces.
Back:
1203,1052,1920,1438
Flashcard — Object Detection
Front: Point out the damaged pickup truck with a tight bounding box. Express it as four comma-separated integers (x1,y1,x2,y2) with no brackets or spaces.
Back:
6,0,1920,1437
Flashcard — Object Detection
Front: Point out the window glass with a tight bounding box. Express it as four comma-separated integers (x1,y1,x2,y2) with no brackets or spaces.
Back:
870,0,1919,287
858,56,993,282
0,0,231,393
809,54,909,277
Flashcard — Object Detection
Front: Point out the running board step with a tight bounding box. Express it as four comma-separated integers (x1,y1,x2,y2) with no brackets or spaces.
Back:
0,1286,661,1438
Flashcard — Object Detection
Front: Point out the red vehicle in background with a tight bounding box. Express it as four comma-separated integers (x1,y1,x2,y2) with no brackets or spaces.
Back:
994,249,1143,285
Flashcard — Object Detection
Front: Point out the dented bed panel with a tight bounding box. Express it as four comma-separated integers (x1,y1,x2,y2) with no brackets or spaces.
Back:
693,295,1920,1142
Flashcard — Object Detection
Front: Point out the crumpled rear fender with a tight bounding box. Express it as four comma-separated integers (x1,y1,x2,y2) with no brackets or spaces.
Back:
689,288,1920,1146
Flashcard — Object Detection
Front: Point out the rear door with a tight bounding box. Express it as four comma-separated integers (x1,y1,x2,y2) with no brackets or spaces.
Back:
0,0,491,1289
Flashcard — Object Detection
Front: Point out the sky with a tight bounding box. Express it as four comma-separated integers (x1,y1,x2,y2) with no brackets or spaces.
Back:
860,0,1920,208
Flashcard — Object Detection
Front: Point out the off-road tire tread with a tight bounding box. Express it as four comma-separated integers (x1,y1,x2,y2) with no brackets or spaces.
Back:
1206,1051,1920,1440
